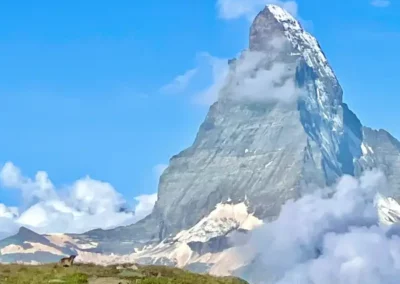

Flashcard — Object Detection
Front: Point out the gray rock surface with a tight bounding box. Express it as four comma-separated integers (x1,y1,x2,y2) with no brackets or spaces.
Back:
103,5,398,242
79,5,400,247
361,127,400,198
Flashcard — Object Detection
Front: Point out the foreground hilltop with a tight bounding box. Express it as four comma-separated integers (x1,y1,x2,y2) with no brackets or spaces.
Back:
0,263,248,284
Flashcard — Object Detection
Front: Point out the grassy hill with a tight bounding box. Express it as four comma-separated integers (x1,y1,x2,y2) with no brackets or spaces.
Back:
0,263,248,284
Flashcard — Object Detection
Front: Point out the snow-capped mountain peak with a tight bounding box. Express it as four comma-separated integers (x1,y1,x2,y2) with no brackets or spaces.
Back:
264,4,335,79
266,5,299,28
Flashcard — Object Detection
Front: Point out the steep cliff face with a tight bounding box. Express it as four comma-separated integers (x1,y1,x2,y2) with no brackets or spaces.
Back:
362,127,400,197
149,5,368,238
74,5,400,248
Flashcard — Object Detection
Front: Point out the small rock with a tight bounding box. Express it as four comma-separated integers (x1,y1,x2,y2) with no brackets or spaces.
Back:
118,270,143,278
88,277,130,284
128,264,138,270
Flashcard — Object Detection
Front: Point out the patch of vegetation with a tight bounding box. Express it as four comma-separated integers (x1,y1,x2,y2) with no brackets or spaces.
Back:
0,263,248,284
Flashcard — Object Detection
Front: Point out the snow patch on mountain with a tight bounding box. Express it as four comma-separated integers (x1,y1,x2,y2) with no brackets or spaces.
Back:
361,142,374,156
375,194,400,225
174,202,263,243
267,4,334,79
68,202,262,270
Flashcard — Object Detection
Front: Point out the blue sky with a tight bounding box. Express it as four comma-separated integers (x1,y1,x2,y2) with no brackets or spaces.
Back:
0,0,399,216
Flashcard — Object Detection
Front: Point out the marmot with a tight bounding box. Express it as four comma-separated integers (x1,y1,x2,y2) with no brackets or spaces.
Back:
59,255,77,267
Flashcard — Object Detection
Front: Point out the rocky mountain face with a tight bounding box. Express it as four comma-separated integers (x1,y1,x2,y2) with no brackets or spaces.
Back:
83,4,400,245
1,4,400,278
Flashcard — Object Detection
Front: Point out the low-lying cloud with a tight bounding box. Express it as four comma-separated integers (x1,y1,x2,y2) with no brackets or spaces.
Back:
234,170,400,284
168,47,302,107
223,49,302,104
0,162,157,239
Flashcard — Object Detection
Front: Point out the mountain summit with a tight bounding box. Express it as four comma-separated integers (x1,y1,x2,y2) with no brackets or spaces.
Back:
82,4,400,246
1,4,400,277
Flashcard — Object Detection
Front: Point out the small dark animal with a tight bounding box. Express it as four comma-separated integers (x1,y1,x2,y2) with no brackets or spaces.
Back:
59,255,77,267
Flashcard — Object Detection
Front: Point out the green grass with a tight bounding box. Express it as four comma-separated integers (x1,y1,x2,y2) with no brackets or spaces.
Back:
0,263,248,284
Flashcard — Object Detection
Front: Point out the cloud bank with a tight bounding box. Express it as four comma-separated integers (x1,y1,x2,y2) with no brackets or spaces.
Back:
0,162,157,239
234,170,400,284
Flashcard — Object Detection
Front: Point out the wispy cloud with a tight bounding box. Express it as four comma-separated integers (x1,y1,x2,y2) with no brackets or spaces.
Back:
164,42,303,107
216,0,298,21
159,1,306,107
193,52,230,105
371,0,391,7
133,193,158,220
0,162,157,238
194,34,303,105
159,68,198,94
153,164,168,178
157,52,230,106
221,48,302,105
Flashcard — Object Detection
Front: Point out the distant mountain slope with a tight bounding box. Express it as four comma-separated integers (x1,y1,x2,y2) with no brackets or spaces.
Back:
0,227,74,263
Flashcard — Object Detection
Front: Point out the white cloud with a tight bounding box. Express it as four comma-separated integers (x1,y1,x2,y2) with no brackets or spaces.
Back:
217,0,298,21
170,47,302,106
0,162,56,206
193,52,230,105
0,162,22,188
234,170,400,284
371,0,391,7
0,162,157,238
223,49,302,104
161,1,304,107
133,193,158,221
160,68,198,94
0,203,21,239
0,203,18,219
69,177,126,214
157,52,230,106
193,43,302,106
